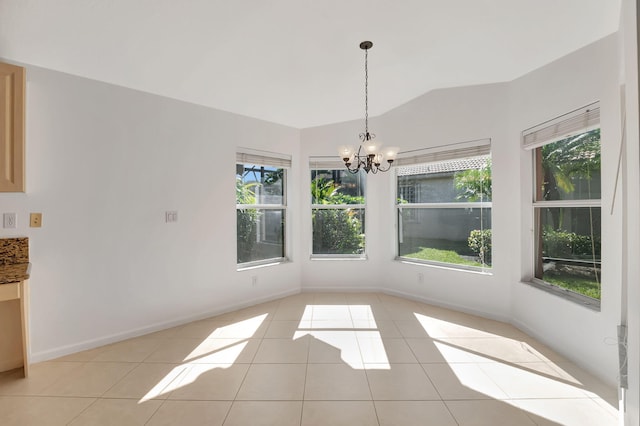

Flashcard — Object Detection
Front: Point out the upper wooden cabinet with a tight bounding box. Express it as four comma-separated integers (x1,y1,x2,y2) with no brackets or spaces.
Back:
0,62,25,192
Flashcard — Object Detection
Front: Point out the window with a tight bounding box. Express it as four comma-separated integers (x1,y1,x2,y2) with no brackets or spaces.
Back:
310,164,366,258
395,140,491,271
524,103,601,307
236,150,290,267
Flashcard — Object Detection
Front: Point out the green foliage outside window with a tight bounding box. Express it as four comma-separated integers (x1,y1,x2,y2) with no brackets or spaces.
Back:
467,229,492,266
542,228,601,259
312,177,364,254
454,160,492,201
454,160,492,265
540,129,600,204
535,128,602,301
236,177,259,263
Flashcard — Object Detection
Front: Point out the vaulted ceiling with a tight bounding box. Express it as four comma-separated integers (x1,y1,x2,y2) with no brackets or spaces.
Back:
0,0,621,128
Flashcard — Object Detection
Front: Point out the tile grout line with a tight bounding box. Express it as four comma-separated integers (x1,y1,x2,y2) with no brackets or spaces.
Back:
143,363,199,424
352,305,382,426
64,394,99,425
299,319,311,426
221,316,271,426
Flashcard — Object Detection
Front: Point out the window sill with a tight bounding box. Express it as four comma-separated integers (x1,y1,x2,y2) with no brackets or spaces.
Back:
237,258,289,271
522,279,601,311
310,254,368,261
395,257,493,275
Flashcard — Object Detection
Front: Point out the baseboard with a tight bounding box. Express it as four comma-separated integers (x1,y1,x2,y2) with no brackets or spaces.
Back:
301,285,382,294
30,287,300,363
378,286,511,324
509,317,616,388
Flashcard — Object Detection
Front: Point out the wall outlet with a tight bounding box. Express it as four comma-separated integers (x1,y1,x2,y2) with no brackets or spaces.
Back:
30,213,42,228
3,213,16,228
417,272,424,284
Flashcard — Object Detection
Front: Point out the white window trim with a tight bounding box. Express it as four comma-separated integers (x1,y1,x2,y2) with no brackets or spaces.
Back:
533,199,601,208
528,201,602,310
396,138,491,166
524,105,602,310
236,148,292,167
527,278,601,311
310,202,367,260
236,158,289,269
398,202,493,209
309,162,367,259
395,203,492,273
394,142,492,273
522,102,600,150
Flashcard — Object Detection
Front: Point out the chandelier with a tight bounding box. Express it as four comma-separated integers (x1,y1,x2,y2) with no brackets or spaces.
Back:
339,41,399,174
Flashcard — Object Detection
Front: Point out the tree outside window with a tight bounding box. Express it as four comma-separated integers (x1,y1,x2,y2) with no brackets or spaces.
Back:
311,169,366,257
533,128,601,301
236,163,286,266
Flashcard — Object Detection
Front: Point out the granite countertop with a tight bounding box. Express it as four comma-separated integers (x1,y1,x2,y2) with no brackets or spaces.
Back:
0,237,30,284
0,237,29,265
0,262,30,285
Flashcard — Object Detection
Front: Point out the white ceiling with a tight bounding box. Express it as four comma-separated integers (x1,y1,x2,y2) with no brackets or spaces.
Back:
0,0,621,129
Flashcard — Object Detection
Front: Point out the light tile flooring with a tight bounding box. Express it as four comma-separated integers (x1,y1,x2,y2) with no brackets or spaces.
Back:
0,292,619,425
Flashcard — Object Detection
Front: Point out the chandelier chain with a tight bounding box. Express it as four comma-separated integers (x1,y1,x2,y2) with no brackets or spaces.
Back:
364,47,368,135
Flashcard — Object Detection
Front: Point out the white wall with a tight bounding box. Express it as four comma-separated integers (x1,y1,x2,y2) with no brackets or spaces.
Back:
0,64,302,362
509,34,622,386
620,0,640,423
299,34,623,387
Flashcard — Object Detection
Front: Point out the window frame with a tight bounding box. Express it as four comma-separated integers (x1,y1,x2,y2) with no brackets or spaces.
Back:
309,164,367,260
524,103,602,310
236,151,290,270
394,141,492,273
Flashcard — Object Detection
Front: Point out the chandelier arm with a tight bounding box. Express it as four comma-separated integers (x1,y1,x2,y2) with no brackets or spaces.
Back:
344,155,362,174
346,163,361,174
376,162,393,173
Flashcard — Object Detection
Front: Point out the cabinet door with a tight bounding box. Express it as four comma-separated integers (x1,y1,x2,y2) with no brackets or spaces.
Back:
0,62,25,192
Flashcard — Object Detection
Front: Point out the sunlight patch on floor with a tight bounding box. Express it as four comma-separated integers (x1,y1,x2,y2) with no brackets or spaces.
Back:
207,313,269,339
184,340,248,364
419,312,610,424
138,313,268,403
139,365,189,402
295,305,390,369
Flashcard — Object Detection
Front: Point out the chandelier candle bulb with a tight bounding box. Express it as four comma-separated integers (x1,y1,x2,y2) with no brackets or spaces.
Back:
338,145,355,161
363,139,380,155
384,147,400,162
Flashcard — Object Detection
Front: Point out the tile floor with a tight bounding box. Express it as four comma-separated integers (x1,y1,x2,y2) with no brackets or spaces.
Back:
0,292,619,425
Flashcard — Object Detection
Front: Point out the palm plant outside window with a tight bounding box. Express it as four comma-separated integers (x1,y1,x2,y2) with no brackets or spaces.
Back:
532,128,601,302
522,103,601,308
236,163,286,267
310,169,366,257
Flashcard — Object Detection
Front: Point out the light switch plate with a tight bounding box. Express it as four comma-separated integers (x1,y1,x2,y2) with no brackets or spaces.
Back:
165,211,178,223
3,213,16,228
